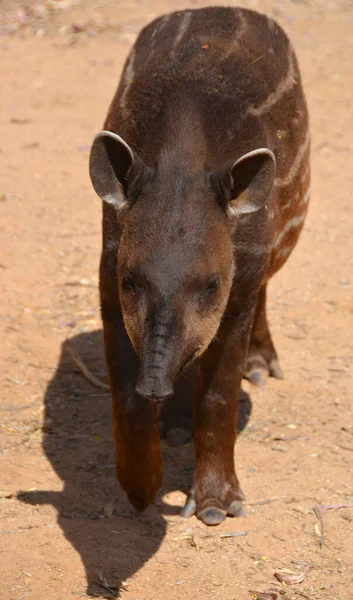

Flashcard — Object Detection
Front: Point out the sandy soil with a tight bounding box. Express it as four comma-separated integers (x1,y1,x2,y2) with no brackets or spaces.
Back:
1,1,353,599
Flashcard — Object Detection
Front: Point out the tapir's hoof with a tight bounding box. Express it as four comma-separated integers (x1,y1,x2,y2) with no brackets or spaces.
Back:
181,493,245,525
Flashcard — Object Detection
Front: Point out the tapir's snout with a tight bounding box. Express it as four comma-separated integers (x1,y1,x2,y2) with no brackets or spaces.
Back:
135,378,174,402
133,303,181,402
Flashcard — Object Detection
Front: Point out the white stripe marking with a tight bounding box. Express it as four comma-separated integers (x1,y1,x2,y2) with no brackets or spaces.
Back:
224,10,248,57
173,11,192,51
275,131,310,188
248,50,296,117
301,162,310,184
153,13,171,38
300,184,311,206
267,16,276,31
119,48,135,110
274,213,306,248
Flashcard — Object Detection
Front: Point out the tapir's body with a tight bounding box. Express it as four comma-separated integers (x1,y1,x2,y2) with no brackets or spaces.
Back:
89,7,310,525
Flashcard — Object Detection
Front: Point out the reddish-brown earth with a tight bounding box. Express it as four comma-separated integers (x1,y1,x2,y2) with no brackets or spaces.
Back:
1,1,352,599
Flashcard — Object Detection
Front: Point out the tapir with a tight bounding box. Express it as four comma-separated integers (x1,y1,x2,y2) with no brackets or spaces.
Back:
89,6,310,525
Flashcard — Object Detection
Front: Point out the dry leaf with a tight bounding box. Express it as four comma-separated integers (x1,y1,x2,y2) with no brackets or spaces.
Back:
0,491,13,499
173,530,199,549
274,568,305,585
249,591,280,600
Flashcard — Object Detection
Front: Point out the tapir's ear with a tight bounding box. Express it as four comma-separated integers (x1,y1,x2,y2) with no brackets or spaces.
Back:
225,148,276,216
89,130,134,209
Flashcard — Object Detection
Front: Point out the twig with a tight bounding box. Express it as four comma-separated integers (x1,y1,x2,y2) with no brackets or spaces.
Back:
65,341,110,391
337,444,353,452
313,505,324,548
319,503,353,511
245,498,276,506
248,55,264,66
61,280,96,287
220,531,247,538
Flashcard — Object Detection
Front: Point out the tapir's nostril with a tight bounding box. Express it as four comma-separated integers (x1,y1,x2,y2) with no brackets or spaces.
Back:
135,381,174,402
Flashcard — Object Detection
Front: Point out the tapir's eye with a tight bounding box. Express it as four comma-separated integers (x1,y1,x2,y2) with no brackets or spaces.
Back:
207,275,221,291
123,270,135,291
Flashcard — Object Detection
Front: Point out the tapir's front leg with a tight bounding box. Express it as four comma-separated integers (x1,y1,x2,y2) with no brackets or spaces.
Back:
103,316,162,510
182,305,255,526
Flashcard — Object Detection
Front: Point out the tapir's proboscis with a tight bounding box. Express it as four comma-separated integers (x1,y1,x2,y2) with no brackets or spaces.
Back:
89,7,310,525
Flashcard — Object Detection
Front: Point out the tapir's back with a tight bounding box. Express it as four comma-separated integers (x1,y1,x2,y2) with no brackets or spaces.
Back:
105,6,310,275
106,8,306,155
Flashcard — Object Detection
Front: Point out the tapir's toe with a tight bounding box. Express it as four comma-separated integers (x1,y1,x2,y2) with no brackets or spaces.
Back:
245,353,283,386
180,496,196,518
269,358,284,380
227,499,246,518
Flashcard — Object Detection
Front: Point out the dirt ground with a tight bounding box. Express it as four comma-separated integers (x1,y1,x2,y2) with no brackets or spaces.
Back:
1,1,353,599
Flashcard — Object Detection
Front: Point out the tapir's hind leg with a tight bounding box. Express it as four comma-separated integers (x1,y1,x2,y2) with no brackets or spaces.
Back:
244,283,283,387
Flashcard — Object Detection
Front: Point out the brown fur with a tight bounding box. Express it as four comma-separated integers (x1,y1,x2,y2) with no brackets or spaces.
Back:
89,7,309,525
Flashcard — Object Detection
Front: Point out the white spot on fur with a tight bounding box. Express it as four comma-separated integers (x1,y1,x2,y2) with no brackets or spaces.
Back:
277,245,293,259
248,49,296,117
275,131,310,187
205,392,227,405
103,193,127,210
119,48,136,110
301,163,310,185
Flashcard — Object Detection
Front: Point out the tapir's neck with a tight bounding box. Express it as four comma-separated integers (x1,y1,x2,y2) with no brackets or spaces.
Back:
149,100,209,214
159,95,208,171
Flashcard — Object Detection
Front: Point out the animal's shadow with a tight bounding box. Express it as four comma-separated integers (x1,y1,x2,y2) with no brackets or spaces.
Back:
18,330,252,597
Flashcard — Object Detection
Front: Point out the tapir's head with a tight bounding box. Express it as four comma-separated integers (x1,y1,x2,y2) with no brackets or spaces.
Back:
89,131,275,401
